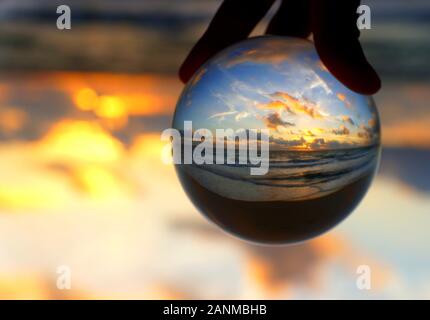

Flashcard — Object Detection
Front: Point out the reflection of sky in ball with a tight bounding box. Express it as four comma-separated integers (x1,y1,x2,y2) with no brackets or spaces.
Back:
173,36,382,243
174,36,381,207
175,36,379,150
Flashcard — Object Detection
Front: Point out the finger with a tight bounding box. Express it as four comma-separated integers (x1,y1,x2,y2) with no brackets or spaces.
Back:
311,0,381,95
266,0,311,38
179,0,276,83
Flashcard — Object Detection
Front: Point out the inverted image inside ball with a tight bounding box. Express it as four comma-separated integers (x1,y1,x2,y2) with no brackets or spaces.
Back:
173,36,381,245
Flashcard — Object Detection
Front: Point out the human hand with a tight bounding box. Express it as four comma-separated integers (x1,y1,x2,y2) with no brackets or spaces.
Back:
179,0,380,95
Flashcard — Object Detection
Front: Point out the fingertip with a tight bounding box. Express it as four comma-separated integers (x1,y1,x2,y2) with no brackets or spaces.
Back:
315,39,381,95
310,0,380,95
265,0,311,38
349,64,381,95
357,69,381,95
178,43,210,84
179,64,189,84
177,0,276,84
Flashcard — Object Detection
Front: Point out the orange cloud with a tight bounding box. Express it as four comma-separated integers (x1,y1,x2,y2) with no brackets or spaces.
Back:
51,72,180,117
337,93,346,102
263,100,291,112
337,93,352,108
95,95,128,129
74,88,99,111
260,92,325,119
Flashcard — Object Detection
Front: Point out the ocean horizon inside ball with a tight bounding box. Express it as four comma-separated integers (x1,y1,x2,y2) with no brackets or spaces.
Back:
172,36,381,244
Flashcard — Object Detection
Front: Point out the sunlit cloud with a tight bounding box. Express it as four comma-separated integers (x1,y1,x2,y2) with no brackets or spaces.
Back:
0,68,422,299
316,139,357,150
74,88,169,119
337,93,352,108
337,93,346,102
59,73,180,117
73,165,132,200
368,116,377,127
271,134,359,150
304,130,316,137
271,136,306,148
39,120,124,163
95,96,126,119
338,115,355,126
267,92,326,119
245,235,347,294
235,111,251,122
95,95,128,129
0,180,70,210
332,125,351,135
74,88,99,111
357,124,375,140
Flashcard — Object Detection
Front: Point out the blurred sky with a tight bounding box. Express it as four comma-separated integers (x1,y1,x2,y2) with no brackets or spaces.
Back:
0,0,428,299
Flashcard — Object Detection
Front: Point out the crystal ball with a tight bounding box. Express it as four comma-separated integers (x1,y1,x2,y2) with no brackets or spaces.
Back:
173,36,380,244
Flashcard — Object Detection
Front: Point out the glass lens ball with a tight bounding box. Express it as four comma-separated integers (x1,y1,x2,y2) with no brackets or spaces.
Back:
173,36,381,244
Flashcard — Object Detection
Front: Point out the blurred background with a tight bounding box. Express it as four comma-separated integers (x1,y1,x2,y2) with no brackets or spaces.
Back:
0,0,428,299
